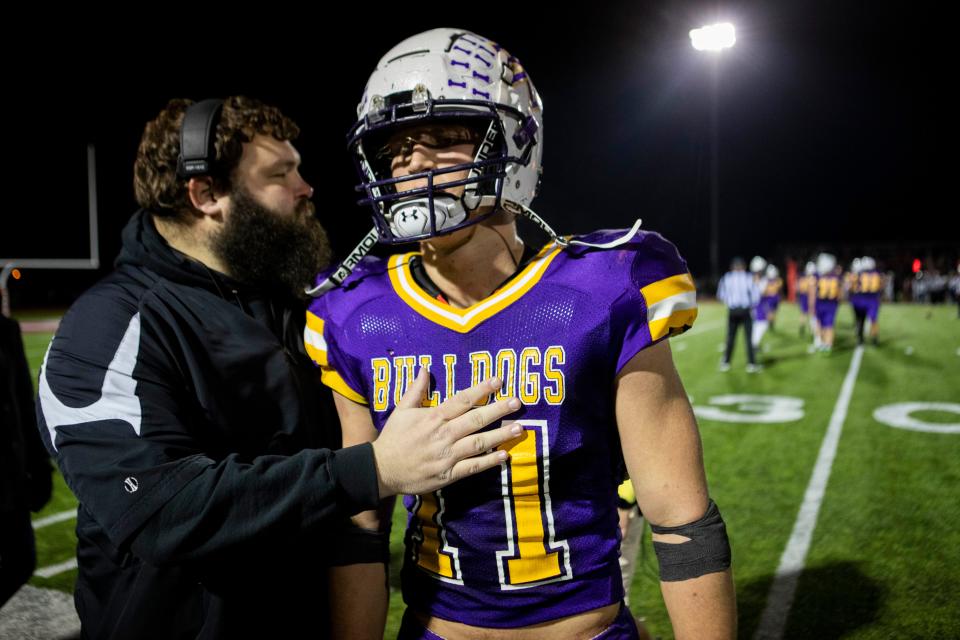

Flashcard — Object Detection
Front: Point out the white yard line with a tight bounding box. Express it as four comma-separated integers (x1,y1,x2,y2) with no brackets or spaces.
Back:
754,345,864,640
32,509,77,530
33,558,79,579
27,512,81,584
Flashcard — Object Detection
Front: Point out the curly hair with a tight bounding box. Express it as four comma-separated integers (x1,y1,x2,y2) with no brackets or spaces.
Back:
133,96,300,220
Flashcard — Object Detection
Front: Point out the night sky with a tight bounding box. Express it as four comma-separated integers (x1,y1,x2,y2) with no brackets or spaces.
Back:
6,2,957,306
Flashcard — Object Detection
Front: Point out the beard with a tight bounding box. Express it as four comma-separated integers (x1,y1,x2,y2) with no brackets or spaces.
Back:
211,185,332,300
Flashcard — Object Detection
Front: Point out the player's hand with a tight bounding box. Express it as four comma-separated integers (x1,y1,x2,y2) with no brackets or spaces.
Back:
372,369,522,497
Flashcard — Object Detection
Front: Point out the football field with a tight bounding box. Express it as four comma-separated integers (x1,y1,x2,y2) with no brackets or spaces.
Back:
16,302,960,639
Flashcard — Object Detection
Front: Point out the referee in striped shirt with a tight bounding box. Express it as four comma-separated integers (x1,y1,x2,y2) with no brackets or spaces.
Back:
717,257,762,372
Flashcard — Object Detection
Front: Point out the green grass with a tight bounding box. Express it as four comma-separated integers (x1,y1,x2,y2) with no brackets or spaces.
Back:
20,303,960,639
631,302,960,639
786,304,960,639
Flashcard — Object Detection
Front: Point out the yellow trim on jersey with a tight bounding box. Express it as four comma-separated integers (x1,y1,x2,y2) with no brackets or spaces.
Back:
387,243,563,334
641,272,698,341
640,272,696,305
306,311,365,403
304,312,329,366
306,311,325,334
321,367,367,405
648,307,699,341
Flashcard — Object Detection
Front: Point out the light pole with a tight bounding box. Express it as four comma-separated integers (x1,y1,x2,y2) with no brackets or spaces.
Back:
690,23,736,284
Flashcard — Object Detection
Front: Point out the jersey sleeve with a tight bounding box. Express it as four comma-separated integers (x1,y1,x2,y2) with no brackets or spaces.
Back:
305,295,368,405
610,232,698,373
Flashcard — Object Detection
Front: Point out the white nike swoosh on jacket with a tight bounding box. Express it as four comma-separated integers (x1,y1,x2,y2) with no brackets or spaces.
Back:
39,313,143,450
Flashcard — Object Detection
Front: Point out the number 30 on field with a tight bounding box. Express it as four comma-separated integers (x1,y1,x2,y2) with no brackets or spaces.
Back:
693,395,960,435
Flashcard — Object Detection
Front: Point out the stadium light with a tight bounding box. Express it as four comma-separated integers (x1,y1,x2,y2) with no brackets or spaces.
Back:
691,22,737,283
690,23,736,52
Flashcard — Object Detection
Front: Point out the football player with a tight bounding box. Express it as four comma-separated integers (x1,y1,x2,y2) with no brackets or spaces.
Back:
850,256,883,345
755,263,782,346
306,28,735,640
796,261,817,337
810,252,842,354
749,256,769,350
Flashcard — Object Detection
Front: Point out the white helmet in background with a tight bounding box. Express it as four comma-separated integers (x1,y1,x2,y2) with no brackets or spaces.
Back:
851,257,863,273
750,256,768,274
816,252,837,276
860,256,877,271
804,261,816,276
765,264,779,279
349,28,544,243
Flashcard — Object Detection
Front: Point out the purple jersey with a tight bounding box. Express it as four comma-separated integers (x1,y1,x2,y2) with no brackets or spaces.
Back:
760,295,779,315
305,229,697,628
754,279,777,321
754,299,769,322
849,270,882,322
852,270,884,296
815,274,842,302
762,277,783,298
797,275,814,314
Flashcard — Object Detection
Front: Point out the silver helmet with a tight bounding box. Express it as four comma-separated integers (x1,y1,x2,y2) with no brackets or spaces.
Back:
348,28,544,243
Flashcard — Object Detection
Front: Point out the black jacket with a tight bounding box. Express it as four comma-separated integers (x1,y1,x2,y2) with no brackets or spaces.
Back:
1,314,52,513
37,210,382,639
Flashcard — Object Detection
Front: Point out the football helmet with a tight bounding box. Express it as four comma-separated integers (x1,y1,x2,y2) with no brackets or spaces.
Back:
765,264,779,279
816,252,837,276
307,28,642,296
348,28,544,244
860,256,876,271
804,261,816,276
750,256,767,274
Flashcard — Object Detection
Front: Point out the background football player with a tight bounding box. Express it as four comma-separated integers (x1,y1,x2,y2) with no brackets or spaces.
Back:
810,252,842,354
749,256,769,351
797,261,817,337
307,28,735,640
761,264,782,332
850,256,883,345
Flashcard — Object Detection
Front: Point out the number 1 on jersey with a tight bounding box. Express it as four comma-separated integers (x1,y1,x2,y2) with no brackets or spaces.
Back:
496,420,571,589
411,419,571,589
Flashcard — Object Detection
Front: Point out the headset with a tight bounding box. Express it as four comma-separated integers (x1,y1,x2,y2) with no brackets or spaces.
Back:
176,99,224,178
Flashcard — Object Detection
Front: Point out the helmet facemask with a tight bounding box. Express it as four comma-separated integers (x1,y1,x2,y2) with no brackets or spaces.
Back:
349,93,538,244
